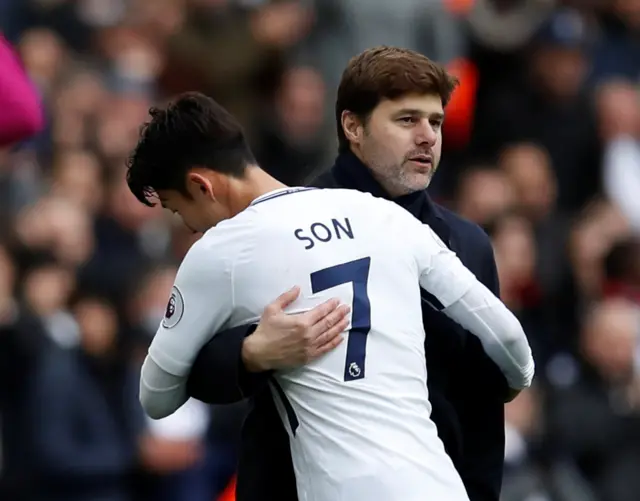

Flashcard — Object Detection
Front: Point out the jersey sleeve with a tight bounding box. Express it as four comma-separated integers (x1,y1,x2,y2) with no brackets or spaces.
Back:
444,287,534,390
407,216,534,391
147,233,235,378
410,221,476,308
139,356,189,419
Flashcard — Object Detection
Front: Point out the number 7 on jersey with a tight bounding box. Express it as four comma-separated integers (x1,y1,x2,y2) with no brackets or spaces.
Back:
310,257,371,381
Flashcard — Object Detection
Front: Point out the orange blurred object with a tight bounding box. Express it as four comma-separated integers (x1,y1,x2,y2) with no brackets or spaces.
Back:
443,58,479,149
445,0,475,15
218,476,237,501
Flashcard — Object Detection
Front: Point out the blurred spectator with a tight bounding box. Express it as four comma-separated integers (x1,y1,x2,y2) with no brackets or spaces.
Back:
599,80,640,232
488,213,539,314
454,165,515,226
27,295,143,501
504,385,599,501
602,237,640,304
502,387,552,501
254,65,330,185
21,258,78,348
160,0,313,138
467,0,557,55
470,8,601,212
568,200,630,302
498,143,571,306
547,299,640,501
591,0,640,84
0,245,49,501
498,143,556,224
296,0,465,89
17,28,67,97
50,149,105,213
553,200,632,356
140,399,212,501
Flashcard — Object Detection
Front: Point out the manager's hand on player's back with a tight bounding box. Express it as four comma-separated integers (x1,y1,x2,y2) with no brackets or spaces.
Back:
242,286,350,372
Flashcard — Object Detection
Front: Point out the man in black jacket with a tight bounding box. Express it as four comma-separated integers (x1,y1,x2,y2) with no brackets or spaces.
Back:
186,46,510,501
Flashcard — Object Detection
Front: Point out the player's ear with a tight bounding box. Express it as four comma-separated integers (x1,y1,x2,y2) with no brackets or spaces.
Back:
186,171,215,200
341,110,364,146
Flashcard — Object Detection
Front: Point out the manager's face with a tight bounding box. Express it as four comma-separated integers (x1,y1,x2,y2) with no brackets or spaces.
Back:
347,93,444,197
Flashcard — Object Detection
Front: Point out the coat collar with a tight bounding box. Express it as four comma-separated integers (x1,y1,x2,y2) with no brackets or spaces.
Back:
329,151,455,251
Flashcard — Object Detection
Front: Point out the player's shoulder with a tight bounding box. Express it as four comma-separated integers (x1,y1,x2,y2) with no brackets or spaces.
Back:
324,189,423,228
187,213,257,265
319,188,397,209
201,209,256,242
317,187,378,203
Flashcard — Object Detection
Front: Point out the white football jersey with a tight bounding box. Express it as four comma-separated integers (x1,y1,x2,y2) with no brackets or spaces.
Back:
147,187,532,501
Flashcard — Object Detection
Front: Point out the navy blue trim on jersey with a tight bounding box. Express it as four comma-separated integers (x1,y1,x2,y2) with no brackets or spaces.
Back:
250,187,318,207
311,257,372,382
270,377,299,436
421,289,445,311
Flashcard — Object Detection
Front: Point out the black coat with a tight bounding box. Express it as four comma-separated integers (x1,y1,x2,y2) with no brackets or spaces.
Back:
187,151,509,501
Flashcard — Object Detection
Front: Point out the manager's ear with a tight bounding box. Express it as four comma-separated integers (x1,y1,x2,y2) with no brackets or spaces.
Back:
341,110,364,147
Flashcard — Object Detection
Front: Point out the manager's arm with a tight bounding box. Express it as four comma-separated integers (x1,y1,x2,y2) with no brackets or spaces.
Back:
412,222,534,392
186,323,266,405
186,287,350,405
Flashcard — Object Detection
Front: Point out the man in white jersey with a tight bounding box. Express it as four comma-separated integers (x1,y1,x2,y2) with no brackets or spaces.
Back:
127,92,534,501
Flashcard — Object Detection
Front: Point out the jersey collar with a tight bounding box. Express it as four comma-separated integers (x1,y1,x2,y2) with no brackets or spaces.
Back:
249,187,318,207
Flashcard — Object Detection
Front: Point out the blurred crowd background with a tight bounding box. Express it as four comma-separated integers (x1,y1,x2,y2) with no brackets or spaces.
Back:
1,0,640,500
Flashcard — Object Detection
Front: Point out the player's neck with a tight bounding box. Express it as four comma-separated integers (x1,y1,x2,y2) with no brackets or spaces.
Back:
229,166,288,215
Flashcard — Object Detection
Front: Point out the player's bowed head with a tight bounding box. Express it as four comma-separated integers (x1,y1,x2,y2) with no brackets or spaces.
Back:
126,93,352,384
125,92,284,234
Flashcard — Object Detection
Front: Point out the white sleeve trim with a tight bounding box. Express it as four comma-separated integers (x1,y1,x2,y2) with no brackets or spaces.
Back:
410,218,476,309
139,355,189,419
420,249,477,309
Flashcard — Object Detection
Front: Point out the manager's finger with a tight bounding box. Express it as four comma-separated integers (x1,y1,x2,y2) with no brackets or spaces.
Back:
312,303,350,334
303,298,341,325
271,286,301,311
310,321,348,359
312,313,350,349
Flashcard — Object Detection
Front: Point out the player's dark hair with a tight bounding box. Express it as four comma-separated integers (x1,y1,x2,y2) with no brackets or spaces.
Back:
336,46,459,152
126,92,256,206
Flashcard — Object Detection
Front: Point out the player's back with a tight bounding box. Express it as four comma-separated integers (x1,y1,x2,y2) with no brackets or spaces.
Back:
220,187,468,501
